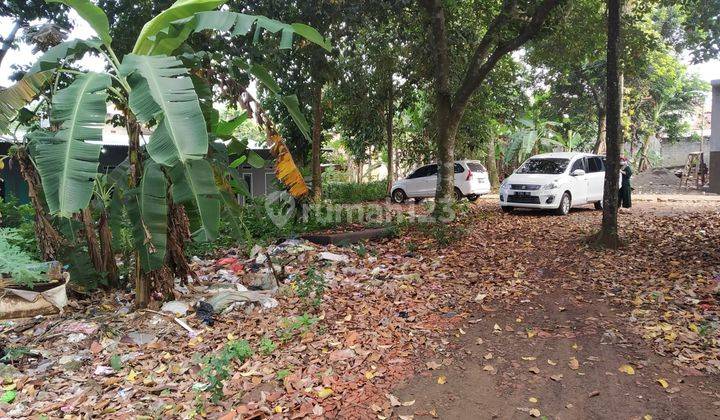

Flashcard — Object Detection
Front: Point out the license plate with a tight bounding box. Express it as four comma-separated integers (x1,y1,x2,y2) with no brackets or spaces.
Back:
515,192,531,196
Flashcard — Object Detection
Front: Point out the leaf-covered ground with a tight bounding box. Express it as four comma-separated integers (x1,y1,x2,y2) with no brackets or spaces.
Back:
0,199,718,418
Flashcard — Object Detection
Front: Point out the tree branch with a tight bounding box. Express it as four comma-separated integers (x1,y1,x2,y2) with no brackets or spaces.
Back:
451,0,565,119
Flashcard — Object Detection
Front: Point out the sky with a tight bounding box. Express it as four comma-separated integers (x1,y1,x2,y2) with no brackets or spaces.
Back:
2,13,720,104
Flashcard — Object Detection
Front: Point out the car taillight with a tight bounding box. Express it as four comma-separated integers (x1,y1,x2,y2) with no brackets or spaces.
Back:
466,169,473,181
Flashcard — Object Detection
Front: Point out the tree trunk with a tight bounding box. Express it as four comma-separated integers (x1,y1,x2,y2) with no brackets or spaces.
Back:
125,112,150,307
486,135,499,188
166,199,197,287
80,207,104,275
434,114,461,218
14,147,64,260
596,0,622,249
593,107,607,154
0,21,21,69
386,84,394,194
98,210,119,287
311,84,323,201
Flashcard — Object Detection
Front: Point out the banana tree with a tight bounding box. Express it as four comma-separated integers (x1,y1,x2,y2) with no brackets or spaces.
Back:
2,0,329,306
503,117,560,166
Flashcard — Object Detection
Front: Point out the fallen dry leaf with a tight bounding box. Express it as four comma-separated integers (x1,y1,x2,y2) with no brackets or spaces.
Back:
569,357,580,370
426,361,443,370
619,365,635,375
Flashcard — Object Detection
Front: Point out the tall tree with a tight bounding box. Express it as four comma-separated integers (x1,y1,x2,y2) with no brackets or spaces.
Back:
421,0,564,216
596,0,622,248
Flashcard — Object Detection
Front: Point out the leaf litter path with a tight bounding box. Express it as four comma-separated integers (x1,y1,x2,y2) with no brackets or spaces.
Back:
393,201,720,419
1,200,719,418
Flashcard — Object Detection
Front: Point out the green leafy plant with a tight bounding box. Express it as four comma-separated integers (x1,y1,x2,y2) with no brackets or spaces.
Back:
0,228,45,288
276,368,291,381
354,243,368,258
3,0,330,305
199,340,253,403
295,268,326,308
259,337,277,355
277,313,318,343
323,180,387,204
0,196,38,257
0,346,32,364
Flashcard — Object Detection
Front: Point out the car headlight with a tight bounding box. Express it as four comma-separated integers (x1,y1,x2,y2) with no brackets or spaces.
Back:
500,180,509,190
542,182,558,190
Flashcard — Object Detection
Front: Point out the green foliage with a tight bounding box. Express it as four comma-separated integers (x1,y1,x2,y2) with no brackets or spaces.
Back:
200,340,253,403
258,337,277,355
323,181,387,204
295,268,326,308
0,346,31,364
110,354,123,371
0,196,38,257
420,221,468,249
31,71,109,217
127,161,168,271
277,313,318,343
276,368,291,380
0,228,45,288
47,0,111,45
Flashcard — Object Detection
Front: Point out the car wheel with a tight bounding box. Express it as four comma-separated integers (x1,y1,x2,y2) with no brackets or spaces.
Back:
414,197,424,204
594,201,603,210
454,188,463,201
501,206,514,213
391,189,407,204
556,192,571,215
467,194,479,202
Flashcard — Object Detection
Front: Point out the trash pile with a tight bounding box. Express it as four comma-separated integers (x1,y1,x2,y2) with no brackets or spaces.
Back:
0,235,464,418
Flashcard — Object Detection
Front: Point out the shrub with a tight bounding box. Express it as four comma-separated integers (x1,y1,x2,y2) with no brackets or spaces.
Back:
323,181,387,204
199,340,253,403
0,196,38,257
295,268,326,308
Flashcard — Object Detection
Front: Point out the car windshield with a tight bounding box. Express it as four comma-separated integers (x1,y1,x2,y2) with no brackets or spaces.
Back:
467,162,486,172
517,158,570,174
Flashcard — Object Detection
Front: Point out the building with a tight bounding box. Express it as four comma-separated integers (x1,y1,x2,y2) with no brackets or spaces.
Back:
0,135,129,203
710,80,720,193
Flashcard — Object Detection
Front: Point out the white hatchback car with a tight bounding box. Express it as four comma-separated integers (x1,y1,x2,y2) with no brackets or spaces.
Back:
499,152,606,215
391,160,491,203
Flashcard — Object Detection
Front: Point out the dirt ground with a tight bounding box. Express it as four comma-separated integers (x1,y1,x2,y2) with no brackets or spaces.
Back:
2,199,718,418
392,200,720,420
632,168,715,196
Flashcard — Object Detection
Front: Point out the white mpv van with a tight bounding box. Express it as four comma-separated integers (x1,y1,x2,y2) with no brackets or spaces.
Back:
391,160,491,203
499,152,606,215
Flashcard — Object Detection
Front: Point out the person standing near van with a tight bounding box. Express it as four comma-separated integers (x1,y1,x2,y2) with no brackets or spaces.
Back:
619,157,632,208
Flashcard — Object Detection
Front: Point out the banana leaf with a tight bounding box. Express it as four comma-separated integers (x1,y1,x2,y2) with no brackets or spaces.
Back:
27,38,103,76
168,159,220,242
132,0,227,55
47,0,111,45
147,10,331,56
120,54,208,167
0,71,52,134
127,161,168,271
32,72,110,217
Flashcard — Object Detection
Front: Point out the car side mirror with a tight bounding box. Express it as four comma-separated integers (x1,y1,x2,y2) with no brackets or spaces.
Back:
571,169,586,176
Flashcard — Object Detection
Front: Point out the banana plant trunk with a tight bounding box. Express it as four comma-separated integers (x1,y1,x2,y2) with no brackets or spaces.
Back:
14,147,64,261
80,207,104,276
98,210,119,287
166,198,197,286
125,111,150,307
